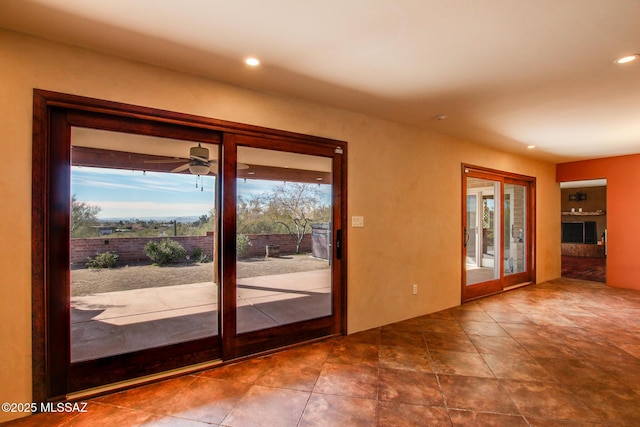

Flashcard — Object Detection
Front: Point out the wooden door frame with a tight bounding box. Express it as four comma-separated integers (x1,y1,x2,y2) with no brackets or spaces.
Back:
32,89,348,403
461,164,536,302
221,134,346,360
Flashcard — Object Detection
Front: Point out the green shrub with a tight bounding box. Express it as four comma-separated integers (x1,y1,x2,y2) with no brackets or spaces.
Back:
145,238,186,265
191,247,210,263
236,234,252,257
85,251,119,269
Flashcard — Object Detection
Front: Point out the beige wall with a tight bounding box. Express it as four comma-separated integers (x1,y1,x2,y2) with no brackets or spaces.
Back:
0,29,560,421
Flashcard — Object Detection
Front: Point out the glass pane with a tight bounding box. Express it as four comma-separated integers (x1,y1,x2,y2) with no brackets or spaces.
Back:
236,146,332,334
69,128,219,362
504,183,527,276
466,177,500,286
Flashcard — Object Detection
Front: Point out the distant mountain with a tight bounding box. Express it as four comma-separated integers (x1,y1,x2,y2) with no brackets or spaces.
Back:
99,216,201,223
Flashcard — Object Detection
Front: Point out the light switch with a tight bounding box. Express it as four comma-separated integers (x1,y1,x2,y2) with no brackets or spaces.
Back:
352,216,364,227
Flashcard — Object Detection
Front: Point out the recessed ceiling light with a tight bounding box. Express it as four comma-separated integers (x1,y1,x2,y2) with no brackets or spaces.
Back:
434,115,447,121
527,145,536,149
245,57,260,66
614,54,639,64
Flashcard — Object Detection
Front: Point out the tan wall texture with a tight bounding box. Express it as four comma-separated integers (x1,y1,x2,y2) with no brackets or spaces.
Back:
0,29,560,421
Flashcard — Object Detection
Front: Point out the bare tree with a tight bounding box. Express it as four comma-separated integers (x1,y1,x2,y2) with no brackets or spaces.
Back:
262,183,329,253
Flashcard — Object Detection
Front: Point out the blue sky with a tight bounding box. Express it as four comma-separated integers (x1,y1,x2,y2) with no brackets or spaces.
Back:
72,166,216,219
72,166,330,219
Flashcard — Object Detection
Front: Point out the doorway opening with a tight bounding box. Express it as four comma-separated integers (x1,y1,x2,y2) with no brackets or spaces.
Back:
560,179,607,283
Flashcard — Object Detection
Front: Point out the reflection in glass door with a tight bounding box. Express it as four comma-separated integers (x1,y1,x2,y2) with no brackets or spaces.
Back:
465,177,500,286
235,147,332,334
69,129,220,362
463,166,534,302
504,183,527,276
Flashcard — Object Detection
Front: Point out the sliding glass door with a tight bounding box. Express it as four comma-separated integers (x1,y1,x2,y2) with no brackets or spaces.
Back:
221,135,344,359
462,166,534,302
32,91,347,401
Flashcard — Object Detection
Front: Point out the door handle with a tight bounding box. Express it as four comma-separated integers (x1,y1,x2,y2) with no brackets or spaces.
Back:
336,229,342,260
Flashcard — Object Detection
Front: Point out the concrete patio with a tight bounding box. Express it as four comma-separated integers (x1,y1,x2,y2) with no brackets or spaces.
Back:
71,269,331,362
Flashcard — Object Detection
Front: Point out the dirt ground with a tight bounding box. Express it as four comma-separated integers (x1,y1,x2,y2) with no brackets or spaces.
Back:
71,254,329,296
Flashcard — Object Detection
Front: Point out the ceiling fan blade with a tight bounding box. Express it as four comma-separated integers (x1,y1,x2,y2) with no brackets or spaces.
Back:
191,155,210,163
171,163,190,173
144,157,188,164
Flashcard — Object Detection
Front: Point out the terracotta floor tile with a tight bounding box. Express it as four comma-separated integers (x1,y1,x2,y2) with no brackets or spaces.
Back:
482,353,556,382
451,309,495,323
468,335,528,355
430,350,495,378
438,374,519,414
524,417,607,426
313,362,378,399
597,361,640,389
418,309,455,320
424,332,477,353
501,379,599,423
420,318,466,335
376,402,451,427
568,384,640,425
299,393,376,427
221,385,310,427
459,320,508,337
378,368,444,406
254,357,323,391
616,342,640,359
156,376,250,424
515,336,582,359
0,404,85,426
486,311,534,324
449,409,529,427
499,322,549,339
340,328,381,345
199,357,269,383
477,299,520,313
536,357,623,387
563,338,639,365
379,328,426,348
267,340,333,365
144,417,215,426
64,402,157,426
521,312,579,328
378,345,433,373
326,341,379,367
93,375,195,413
384,317,423,332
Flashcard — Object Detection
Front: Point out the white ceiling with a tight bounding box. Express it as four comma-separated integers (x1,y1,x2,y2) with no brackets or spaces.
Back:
2,0,639,163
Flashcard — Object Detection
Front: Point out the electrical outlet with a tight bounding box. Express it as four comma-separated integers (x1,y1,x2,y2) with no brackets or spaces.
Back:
412,284,418,295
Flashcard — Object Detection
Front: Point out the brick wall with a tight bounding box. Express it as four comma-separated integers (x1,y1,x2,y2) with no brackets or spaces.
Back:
71,232,313,265
242,233,312,257
71,233,215,265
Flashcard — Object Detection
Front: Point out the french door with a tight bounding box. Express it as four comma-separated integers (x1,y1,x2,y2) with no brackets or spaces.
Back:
32,91,346,401
462,165,535,302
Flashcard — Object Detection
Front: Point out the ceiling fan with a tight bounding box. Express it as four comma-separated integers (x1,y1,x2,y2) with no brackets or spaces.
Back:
144,143,213,175
144,143,248,174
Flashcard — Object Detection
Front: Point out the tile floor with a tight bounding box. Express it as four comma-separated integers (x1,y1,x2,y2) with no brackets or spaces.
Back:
5,277,640,426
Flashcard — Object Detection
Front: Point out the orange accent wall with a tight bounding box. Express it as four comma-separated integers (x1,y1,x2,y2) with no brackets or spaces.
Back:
557,154,640,290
